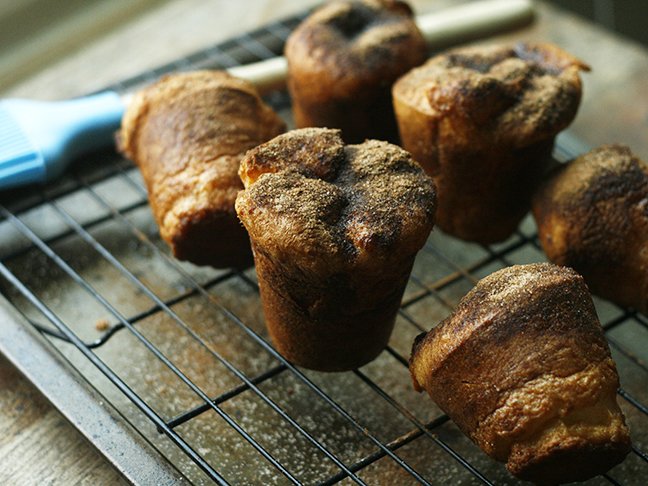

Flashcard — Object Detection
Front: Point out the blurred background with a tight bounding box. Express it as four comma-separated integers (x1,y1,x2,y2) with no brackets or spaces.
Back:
548,0,647,46
0,0,162,91
1,0,646,93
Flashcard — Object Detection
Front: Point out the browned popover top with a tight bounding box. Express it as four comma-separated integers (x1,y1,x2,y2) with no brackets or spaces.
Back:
285,0,426,99
393,42,589,148
534,144,648,261
236,128,437,273
410,263,606,389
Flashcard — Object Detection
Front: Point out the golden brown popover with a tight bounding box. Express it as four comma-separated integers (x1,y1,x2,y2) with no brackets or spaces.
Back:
285,0,427,143
533,144,648,313
393,42,589,243
119,71,285,268
410,263,631,484
236,128,436,371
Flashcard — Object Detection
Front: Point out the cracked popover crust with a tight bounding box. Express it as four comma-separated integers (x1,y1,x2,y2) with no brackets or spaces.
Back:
393,42,589,243
533,144,648,314
409,263,631,484
285,0,427,143
236,128,436,371
119,71,285,268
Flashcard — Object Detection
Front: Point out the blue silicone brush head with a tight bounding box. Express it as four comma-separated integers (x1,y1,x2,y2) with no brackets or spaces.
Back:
0,105,45,191
0,91,125,191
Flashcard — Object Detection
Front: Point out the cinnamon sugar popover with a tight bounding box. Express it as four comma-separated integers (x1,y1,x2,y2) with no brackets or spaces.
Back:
236,128,436,371
393,43,589,243
285,0,427,143
119,71,285,268
410,263,631,484
533,144,648,314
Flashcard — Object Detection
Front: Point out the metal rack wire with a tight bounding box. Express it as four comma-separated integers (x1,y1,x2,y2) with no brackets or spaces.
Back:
0,11,646,486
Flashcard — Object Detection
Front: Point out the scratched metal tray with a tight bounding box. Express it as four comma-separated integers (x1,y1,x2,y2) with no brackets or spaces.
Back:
1,10,647,486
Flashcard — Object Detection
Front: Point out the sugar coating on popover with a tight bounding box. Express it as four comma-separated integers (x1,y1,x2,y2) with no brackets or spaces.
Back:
394,42,589,158
237,127,437,272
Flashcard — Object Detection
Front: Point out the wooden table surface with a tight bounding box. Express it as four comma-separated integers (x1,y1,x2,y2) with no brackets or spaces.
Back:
1,0,647,484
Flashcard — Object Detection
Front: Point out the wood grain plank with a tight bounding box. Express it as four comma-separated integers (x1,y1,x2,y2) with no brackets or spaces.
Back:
0,354,126,485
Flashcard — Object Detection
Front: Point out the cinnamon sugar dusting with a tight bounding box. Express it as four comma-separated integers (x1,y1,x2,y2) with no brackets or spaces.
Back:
299,0,418,61
410,263,586,378
236,128,436,268
394,42,589,144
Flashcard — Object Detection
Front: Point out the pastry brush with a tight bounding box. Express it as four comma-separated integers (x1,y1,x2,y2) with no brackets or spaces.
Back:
0,0,533,192
0,91,125,191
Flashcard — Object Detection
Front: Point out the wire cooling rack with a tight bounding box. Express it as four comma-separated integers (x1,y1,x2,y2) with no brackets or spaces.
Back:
1,11,647,486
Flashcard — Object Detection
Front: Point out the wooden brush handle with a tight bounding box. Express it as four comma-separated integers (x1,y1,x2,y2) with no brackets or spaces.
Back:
227,0,535,93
